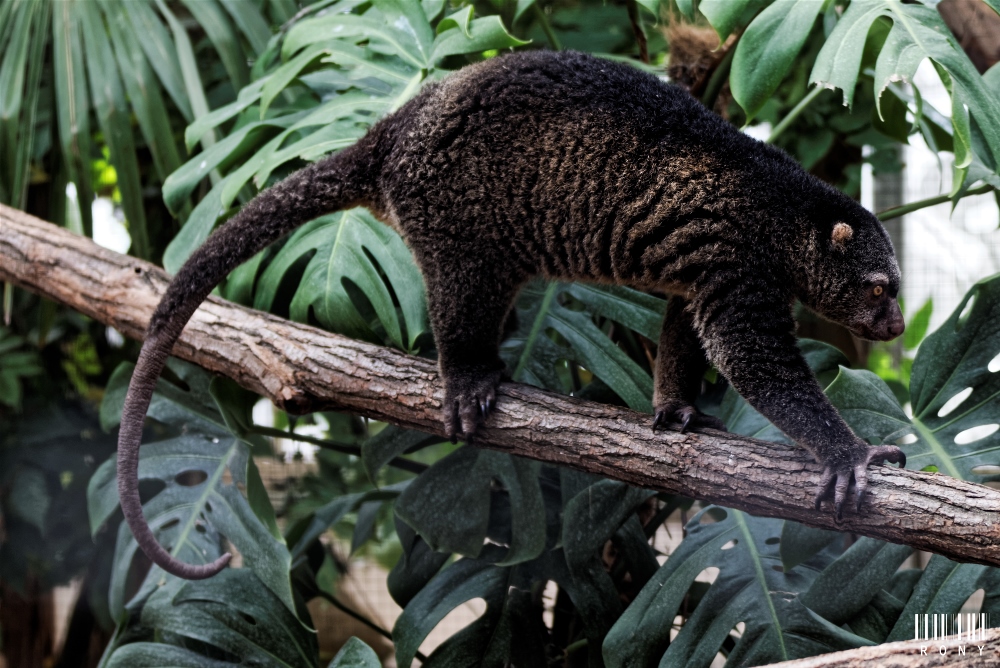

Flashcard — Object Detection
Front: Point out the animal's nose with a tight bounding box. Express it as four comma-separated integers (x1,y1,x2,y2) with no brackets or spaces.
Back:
889,319,905,338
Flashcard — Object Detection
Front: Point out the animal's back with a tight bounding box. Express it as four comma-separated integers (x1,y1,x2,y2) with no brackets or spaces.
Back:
373,50,801,288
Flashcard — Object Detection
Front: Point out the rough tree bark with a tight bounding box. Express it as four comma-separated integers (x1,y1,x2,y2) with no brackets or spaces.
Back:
4,204,1000,570
771,629,1000,667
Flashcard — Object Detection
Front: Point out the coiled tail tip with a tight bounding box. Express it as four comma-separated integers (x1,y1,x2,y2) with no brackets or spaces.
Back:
159,552,233,580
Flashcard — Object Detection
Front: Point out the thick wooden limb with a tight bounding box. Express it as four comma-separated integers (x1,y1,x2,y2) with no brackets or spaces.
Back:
770,629,1000,667
4,203,1000,567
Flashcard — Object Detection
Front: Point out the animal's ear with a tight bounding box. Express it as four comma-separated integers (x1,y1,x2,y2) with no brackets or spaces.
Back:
831,222,853,248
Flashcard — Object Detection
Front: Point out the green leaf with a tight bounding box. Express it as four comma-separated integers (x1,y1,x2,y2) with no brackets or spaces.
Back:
730,0,824,121
162,176,232,274
288,483,406,560
812,0,1000,179
99,359,229,435
283,14,427,70
392,554,508,668
372,0,435,66
155,0,217,148
430,16,529,63
51,0,94,237
907,274,1000,481
328,637,381,668
8,468,50,532
128,569,316,667
79,2,151,259
823,367,912,444
105,1,183,183
89,432,294,619
563,480,650,656
801,537,912,625
699,0,771,41
885,555,987,642
605,507,870,667
259,209,428,352
184,79,266,152
180,0,249,92
904,297,933,350
120,0,193,120
779,521,840,572
501,281,654,412
361,425,437,482
395,447,545,565
219,0,272,56
104,644,240,667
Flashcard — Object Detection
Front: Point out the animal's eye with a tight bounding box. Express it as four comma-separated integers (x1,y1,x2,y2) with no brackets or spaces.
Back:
873,285,883,297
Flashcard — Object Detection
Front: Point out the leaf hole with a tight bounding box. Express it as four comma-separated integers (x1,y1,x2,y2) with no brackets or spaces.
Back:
938,387,974,417
205,501,214,513
240,612,257,626
721,539,738,550
765,537,780,545
699,508,728,524
896,433,919,445
195,524,207,534
733,621,746,637
989,352,1000,373
962,589,985,613
955,424,999,445
971,465,1000,475
695,567,720,584
137,479,166,503
957,294,976,329
175,470,208,487
160,519,180,531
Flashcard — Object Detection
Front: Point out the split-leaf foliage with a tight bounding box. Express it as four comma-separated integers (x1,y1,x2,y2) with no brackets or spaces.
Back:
2,0,1000,666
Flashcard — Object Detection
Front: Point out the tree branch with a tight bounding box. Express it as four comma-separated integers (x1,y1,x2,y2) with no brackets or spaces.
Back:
5,204,1000,567
769,629,1000,667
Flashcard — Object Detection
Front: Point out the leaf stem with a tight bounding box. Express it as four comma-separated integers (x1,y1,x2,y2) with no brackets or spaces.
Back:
532,3,562,51
877,184,994,221
700,41,735,110
247,426,428,473
767,85,824,144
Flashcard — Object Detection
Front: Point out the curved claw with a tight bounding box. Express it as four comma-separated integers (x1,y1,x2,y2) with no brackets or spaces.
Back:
814,466,836,511
652,410,666,434
815,444,907,518
679,410,693,434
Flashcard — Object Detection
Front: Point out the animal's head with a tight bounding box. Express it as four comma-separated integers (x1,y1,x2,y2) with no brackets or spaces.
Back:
798,204,904,342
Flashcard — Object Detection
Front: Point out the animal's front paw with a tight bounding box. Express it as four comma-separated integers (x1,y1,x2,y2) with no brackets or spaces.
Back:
652,398,727,434
814,444,906,519
443,366,504,443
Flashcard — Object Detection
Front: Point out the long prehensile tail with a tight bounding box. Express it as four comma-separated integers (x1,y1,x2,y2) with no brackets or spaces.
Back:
118,145,376,579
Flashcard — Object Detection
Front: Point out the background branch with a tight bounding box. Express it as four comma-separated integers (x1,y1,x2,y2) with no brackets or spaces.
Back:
770,629,1000,667
4,204,1000,567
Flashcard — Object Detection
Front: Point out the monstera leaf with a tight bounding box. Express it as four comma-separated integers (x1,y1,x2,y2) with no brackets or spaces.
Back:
394,446,546,565
93,361,290,619
254,209,429,352
906,274,1000,481
811,0,1000,190
604,507,872,668
501,280,661,412
102,569,318,668
164,0,524,276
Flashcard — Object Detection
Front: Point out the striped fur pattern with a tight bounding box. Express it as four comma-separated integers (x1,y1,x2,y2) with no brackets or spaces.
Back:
120,50,905,579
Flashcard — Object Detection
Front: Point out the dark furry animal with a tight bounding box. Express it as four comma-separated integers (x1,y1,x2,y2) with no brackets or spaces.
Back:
118,50,906,579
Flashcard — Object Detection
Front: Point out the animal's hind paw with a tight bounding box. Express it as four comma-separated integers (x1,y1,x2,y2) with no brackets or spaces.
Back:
652,398,727,434
443,367,503,443
814,444,907,519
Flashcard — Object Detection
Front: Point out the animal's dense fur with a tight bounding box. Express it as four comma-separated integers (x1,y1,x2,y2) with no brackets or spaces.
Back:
119,50,906,579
